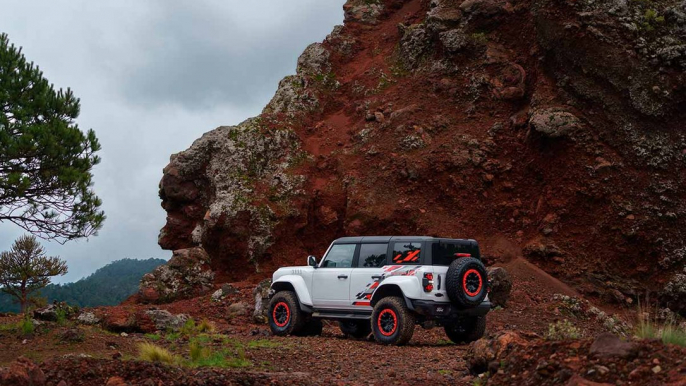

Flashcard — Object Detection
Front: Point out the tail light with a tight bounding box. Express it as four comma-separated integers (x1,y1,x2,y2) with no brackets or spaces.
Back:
422,272,434,292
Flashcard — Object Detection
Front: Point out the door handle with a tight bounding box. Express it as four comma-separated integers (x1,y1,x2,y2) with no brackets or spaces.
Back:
337,275,348,279
371,275,382,279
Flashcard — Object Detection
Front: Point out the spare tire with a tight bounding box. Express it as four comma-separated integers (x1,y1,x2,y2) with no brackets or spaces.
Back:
445,257,488,308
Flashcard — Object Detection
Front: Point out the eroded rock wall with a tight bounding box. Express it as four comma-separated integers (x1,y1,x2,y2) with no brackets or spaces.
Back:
155,0,686,314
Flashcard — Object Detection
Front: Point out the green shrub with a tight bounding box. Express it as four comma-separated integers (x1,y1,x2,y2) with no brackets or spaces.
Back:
546,320,581,340
20,315,34,336
55,309,67,326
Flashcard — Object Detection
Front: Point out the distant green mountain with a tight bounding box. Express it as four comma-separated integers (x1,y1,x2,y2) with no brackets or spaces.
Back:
0,258,165,313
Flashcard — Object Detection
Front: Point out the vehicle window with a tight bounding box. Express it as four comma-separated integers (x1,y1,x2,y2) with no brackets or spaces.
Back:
358,243,388,268
391,242,422,264
432,242,475,266
321,244,356,268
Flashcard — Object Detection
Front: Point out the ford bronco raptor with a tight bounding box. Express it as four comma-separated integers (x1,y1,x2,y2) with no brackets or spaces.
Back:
267,236,491,345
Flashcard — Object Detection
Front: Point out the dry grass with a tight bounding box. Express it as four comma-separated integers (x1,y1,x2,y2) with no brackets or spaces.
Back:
138,343,181,365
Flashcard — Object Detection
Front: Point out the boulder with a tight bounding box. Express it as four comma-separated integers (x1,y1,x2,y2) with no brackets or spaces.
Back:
343,1,384,25
212,283,240,302
101,308,138,333
0,357,46,386
589,333,636,358
138,247,214,304
530,108,582,138
439,29,469,52
296,43,331,76
59,328,85,343
228,302,250,317
211,289,224,302
398,24,432,69
465,332,527,374
427,0,463,31
486,267,513,307
32,305,58,322
144,310,190,332
252,279,272,324
221,283,239,296
76,312,100,325
460,0,512,17
660,268,686,316
105,377,129,386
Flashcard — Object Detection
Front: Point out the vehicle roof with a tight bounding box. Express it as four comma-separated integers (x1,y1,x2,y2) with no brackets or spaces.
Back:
332,236,477,244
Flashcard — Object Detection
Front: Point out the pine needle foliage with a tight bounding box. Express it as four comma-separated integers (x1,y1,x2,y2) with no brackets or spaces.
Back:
0,234,67,312
0,33,104,242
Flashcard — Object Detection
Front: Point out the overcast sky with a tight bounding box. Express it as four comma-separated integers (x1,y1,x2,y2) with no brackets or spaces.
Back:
0,1,345,283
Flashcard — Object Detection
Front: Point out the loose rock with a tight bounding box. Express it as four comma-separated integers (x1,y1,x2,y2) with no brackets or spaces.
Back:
253,279,272,324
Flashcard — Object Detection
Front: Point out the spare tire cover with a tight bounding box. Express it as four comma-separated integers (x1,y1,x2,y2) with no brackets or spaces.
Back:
445,257,488,308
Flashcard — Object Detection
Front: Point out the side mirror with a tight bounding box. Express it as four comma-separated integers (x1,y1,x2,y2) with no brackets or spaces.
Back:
307,255,318,268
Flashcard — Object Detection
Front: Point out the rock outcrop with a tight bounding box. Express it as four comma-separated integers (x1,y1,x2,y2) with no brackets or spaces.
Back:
138,247,214,304
486,267,513,307
252,279,272,324
154,0,686,314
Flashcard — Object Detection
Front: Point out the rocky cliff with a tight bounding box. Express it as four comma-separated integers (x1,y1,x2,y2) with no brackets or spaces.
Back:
157,0,686,313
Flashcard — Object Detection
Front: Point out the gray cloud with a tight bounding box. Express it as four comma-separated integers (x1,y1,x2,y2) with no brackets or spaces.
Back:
0,0,345,283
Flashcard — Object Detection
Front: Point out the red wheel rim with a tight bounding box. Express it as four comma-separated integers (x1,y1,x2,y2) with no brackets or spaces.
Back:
463,269,483,297
377,309,398,336
272,302,290,327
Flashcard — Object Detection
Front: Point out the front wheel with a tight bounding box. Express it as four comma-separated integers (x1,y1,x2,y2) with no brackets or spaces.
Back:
268,291,305,336
371,297,415,345
444,316,486,344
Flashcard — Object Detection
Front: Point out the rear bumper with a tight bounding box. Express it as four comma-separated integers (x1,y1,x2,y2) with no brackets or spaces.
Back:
411,299,491,319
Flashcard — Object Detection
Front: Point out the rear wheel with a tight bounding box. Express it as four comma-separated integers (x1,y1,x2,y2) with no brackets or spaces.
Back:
339,320,371,339
445,257,488,308
444,316,486,344
371,297,415,345
268,291,305,336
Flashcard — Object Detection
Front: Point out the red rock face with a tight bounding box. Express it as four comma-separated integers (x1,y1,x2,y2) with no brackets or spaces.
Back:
157,0,686,312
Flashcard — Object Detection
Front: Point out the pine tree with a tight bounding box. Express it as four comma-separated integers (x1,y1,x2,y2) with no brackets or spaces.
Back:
0,234,68,312
0,33,104,242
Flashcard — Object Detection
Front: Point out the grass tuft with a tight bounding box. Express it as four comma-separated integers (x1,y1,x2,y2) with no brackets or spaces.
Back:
635,313,686,347
138,343,181,365
196,319,215,334
247,339,282,349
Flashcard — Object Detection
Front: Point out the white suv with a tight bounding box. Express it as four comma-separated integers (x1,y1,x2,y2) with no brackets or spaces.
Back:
267,236,491,345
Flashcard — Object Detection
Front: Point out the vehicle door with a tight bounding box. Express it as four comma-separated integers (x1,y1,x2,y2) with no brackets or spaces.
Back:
312,243,357,309
349,243,389,309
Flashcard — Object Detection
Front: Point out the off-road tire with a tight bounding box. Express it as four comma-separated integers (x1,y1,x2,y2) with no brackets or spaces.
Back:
445,257,488,308
444,316,486,344
371,296,415,345
339,320,372,339
296,318,323,337
268,291,306,336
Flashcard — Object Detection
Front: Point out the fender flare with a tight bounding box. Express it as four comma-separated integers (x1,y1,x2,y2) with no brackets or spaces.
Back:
370,276,422,310
270,275,313,308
